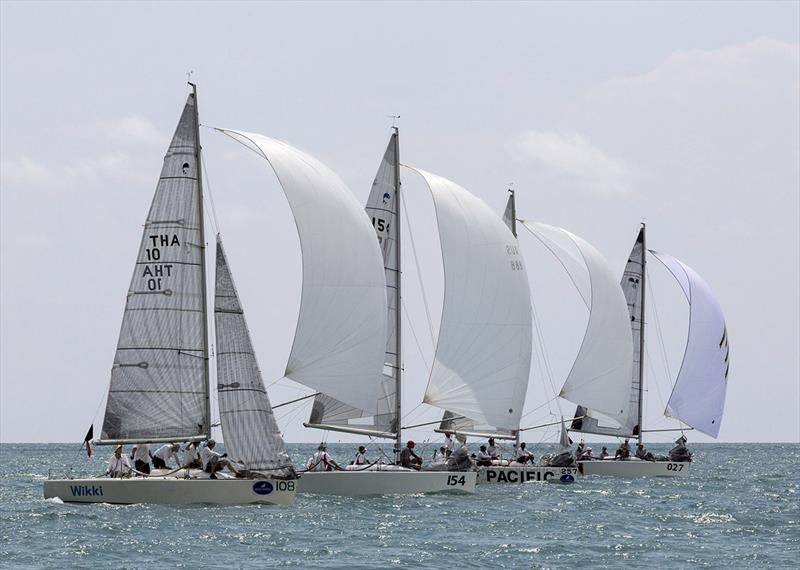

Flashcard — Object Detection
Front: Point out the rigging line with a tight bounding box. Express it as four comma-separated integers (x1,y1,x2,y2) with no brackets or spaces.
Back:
200,149,222,235
530,294,562,418
401,193,437,349
647,265,673,381
402,298,431,373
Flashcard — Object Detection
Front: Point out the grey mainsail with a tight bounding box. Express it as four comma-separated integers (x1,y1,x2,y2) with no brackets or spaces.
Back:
215,237,293,474
305,133,399,438
571,227,644,438
101,91,209,443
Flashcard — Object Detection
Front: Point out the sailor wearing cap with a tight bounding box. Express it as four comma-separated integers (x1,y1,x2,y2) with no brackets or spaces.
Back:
307,443,341,472
353,446,368,466
106,445,131,478
399,440,422,470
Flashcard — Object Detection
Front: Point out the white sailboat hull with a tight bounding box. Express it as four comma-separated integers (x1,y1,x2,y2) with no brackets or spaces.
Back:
297,469,477,496
43,476,296,505
478,465,579,484
579,458,691,478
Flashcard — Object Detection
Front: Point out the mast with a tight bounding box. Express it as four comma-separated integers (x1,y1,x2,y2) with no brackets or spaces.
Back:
509,188,521,451
189,81,212,439
637,222,646,445
393,127,403,460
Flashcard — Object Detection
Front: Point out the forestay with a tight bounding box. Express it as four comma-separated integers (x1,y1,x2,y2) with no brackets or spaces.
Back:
410,167,532,430
571,228,644,437
101,93,208,443
652,251,729,438
217,130,388,414
307,134,400,438
214,237,293,475
521,222,633,427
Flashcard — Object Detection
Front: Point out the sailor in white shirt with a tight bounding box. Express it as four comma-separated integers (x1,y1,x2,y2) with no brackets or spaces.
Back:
352,446,368,466
514,442,534,464
183,441,201,468
307,444,340,472
475,445,492,467
153,443,180,469
106,445,131,478
486,437,499,459
131,443,152,474
443,432,454,457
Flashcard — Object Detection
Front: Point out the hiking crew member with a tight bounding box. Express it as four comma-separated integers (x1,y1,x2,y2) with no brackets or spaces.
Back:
107,445,131,478
514,442,534,464
353,446,368,466
308,444,340,471
399,440,422,470
152,443,180,469
475,445,492,467
486,438,499,460
131,443,152,474
615,439,631,460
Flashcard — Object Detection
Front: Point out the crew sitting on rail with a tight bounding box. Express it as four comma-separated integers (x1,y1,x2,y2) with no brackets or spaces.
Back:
432,446,447,462
475,445,492,467
669,436,692,462
635,443,656,462
514,442,534,464
443,432,454,458
152,443,180,469
486,438,499,459
582,447,594,460
599,446,609,460
201,439,238,478
182,441,202,468
130,443,152,474
352,446,368,466
399,440,422,470
107,445,131,478
614,439,631,460
307,444,341,472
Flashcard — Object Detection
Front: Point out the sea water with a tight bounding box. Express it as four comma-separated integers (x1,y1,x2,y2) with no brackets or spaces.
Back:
0,443,797,568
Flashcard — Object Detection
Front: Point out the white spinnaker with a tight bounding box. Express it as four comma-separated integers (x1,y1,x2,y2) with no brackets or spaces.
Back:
102,93,207,443
521,222,633,426
218,130,388,414
306,133,399,437
651,251,729,438
409,167,532,430
215,238,293,474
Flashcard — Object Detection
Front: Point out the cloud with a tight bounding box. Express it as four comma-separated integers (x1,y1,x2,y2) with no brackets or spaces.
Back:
101,115,165,147
516,130,631,197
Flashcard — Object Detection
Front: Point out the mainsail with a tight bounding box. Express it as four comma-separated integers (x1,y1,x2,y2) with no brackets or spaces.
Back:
214,237,293,474
410,168,533,430
306,133,400,438
101,91,209,444
217,130,388,414
521,221,633,427
652,251,729,437
571,227,645,437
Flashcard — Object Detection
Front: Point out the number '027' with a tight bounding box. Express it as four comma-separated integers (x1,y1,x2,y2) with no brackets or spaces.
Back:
447,475,466,486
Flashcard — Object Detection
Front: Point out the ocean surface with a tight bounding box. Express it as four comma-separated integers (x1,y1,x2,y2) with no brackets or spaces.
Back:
1,442,797,569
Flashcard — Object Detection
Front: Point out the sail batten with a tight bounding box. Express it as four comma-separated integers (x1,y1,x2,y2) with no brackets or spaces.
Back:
521,222,633,426
101,93,209,442
410,167,533,430
214,237,293,474
218,129,388,414
652,251,729,437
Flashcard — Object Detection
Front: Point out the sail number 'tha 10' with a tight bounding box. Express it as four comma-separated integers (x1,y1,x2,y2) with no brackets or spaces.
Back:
141,233,181,291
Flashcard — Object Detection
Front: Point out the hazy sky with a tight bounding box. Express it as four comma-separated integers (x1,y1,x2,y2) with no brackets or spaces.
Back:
2,1,798,445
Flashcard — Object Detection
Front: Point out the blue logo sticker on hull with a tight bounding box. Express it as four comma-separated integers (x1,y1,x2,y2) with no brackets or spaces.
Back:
560,474,575,484
252,481,274,495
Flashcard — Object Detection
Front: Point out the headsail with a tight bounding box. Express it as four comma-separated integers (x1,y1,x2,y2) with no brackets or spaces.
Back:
651,252,729,438
217,130,388,414
306,134,400,438
101,92,209,444
521,222,633,426
571,227,645,437
409,168,532,430
214,237,293,474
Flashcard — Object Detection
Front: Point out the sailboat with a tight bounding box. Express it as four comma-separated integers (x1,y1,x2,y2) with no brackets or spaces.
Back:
295,129,534,495
436,191,634,484
572,224,730,477
43,84,393,503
